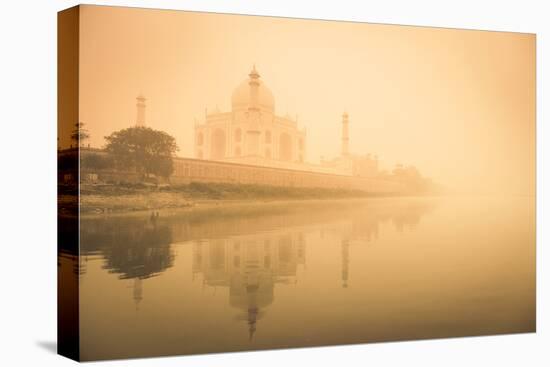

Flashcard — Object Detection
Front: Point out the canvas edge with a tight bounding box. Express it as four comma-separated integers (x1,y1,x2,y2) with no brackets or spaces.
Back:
57,4,81,362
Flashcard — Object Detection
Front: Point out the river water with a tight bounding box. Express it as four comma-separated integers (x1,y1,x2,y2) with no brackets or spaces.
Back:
72,196,535,360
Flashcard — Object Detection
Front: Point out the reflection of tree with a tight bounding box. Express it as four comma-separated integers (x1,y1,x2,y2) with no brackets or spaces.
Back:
101,224,174,280
80,216,174,308
58,216,87,277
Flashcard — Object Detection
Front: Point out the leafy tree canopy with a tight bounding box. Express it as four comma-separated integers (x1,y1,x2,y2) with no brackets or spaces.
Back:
71,122,90,146
81,153,113,171
104,127,178,178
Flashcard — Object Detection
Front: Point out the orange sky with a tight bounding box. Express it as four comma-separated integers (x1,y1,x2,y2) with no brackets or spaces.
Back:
74,5,535,195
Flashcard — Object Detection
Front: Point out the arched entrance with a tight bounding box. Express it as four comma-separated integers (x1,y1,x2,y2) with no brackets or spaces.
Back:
210,129,226,160
279,133,292,161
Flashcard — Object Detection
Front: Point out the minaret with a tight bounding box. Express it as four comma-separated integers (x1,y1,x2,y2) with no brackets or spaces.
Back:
136,94,146,127
342,112,349,156
248,65,260,111
246,65,261,156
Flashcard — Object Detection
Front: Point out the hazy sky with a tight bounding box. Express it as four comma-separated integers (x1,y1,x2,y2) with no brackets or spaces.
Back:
75,5,535,195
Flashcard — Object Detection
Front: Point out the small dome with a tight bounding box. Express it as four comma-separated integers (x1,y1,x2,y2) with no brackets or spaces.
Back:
231,66,275,112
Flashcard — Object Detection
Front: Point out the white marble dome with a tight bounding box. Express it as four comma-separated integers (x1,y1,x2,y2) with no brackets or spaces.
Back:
231,66,275,112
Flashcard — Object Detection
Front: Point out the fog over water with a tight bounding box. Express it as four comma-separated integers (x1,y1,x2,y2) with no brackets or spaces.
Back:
70,197,535,360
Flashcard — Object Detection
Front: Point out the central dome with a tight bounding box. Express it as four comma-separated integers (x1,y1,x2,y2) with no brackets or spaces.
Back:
231,66,275,112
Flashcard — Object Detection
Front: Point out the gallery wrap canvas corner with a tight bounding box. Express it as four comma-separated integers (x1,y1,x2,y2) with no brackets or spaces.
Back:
57,4,536,362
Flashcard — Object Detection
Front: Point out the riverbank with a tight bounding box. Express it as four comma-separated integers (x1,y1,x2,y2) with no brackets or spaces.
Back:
60,182,402,216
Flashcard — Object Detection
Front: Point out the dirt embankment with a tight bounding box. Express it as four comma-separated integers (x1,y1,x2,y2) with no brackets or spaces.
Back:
60,182,398,215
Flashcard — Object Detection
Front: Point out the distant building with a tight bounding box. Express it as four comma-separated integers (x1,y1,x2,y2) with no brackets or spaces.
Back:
321,112,380,178
66,67,425,193
194,65,384,179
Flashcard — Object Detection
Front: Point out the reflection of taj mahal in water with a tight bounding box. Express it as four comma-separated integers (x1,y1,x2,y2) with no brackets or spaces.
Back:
78,199,435,340
191,232,306,339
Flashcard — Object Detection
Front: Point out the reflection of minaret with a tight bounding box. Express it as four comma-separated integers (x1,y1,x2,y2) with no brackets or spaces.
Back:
247,303,259,340
341,239,350,288
133,278,143,310
341,112,349,156
242,241,262,340
136,94,146,127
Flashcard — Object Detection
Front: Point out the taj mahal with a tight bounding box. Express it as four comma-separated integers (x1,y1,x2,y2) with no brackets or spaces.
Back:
194,66,307,168
73,65,417,194
192,65,379,177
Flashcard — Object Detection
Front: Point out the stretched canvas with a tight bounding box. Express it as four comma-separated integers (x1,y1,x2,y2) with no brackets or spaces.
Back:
58,5,536,362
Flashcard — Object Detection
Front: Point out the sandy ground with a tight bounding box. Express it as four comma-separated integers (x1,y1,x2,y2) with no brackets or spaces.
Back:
80,191,195,213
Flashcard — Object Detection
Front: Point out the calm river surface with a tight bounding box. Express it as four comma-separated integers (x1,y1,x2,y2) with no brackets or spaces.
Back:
73,196,535,360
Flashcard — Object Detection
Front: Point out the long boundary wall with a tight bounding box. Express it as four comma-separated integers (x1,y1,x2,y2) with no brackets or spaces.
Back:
170,157,404,194
73,148,405,194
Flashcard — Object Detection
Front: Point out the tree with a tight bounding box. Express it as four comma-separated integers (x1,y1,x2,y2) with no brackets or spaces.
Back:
81,153,113,171
71,122,90,147
104,126,178,178
391,164,432,193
